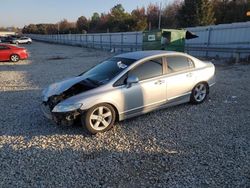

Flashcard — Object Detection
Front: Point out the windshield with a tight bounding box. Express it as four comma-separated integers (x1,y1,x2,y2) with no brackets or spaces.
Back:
80,57,136,85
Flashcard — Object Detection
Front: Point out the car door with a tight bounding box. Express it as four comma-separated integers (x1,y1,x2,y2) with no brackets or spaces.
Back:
165,55,196,100
118,57,167,115
0,45,10,61
23,37,29,43
18,38,24,43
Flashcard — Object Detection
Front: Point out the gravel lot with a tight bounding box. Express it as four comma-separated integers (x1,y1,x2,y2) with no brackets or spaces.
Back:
0,41,249,187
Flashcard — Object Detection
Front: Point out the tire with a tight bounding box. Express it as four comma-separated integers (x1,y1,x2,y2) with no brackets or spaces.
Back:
82,103,116,134
190,82,209,104
27,41,31,44
10,54,20,62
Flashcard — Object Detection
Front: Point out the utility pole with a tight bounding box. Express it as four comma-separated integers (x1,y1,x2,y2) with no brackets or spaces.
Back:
149,22,151,31
57,23,60,35
158,2,162,30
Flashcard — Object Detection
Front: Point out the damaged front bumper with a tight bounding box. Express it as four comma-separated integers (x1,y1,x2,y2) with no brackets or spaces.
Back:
41,103,82,126
41,102,52,120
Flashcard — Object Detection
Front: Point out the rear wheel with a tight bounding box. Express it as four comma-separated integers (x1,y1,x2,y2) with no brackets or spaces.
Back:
82,103,116,134
190,82,208,104
10,54,20,62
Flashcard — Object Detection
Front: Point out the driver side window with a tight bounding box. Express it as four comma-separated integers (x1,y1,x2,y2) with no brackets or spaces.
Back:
113,57,163,87
113,73,128,87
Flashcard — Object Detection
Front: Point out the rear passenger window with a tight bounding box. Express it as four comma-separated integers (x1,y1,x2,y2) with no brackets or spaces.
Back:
166,56,194,72
129,58,163,81
0,46,9,50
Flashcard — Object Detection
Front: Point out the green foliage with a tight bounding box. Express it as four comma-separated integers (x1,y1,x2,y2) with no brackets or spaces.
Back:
58,19,76,34
21,1,250,34
46,24,58,34
107,4,133,32
89,12,101,32
23,24,38,34
131,7,148,31
92,12,100,22
196,0,216,26
178,0,201,27
76,16,88,33
161,1,182,29
212,0,250,24
110,4,126,18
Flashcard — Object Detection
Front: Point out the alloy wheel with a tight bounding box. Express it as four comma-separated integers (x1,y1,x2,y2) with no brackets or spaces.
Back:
194,83,207,102
89,106,113,131
10,55,19,62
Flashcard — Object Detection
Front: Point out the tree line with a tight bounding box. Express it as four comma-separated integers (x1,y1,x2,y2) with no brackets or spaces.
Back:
22,0,250,34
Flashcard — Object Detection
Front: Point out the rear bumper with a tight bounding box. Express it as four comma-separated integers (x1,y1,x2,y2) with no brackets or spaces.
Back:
208,75,216,87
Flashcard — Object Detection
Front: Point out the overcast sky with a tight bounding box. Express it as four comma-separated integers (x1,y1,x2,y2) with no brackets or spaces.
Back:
1,0,173,28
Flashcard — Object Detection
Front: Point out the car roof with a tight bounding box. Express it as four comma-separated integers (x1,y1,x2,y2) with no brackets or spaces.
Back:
115,50,183,60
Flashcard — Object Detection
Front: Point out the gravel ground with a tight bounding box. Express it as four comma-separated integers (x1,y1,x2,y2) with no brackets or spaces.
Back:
0,42,249,187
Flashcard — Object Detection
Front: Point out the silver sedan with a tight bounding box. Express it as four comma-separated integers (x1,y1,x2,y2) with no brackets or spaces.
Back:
41,51,215,134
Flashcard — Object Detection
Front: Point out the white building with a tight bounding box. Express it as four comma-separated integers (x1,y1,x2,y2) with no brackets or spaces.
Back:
0,31,16,36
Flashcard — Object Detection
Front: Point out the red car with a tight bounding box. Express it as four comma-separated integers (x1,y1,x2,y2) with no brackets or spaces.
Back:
0,44,29,62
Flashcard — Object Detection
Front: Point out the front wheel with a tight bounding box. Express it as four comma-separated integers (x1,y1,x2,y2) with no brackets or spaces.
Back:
190,82,209,104
10,54,20,62
82,103,116,134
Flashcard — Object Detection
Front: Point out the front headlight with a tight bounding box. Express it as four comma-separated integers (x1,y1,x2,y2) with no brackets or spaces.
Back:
52,103,82,113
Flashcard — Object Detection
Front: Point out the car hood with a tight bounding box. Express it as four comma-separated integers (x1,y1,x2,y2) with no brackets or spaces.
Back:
42,75,88,101
58,85,107,106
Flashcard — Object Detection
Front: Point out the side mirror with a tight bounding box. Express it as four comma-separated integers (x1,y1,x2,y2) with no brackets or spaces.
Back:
126,75,139,88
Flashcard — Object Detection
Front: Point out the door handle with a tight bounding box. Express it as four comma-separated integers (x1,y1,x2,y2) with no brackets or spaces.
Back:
154,80,165,85
186,73,193,77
